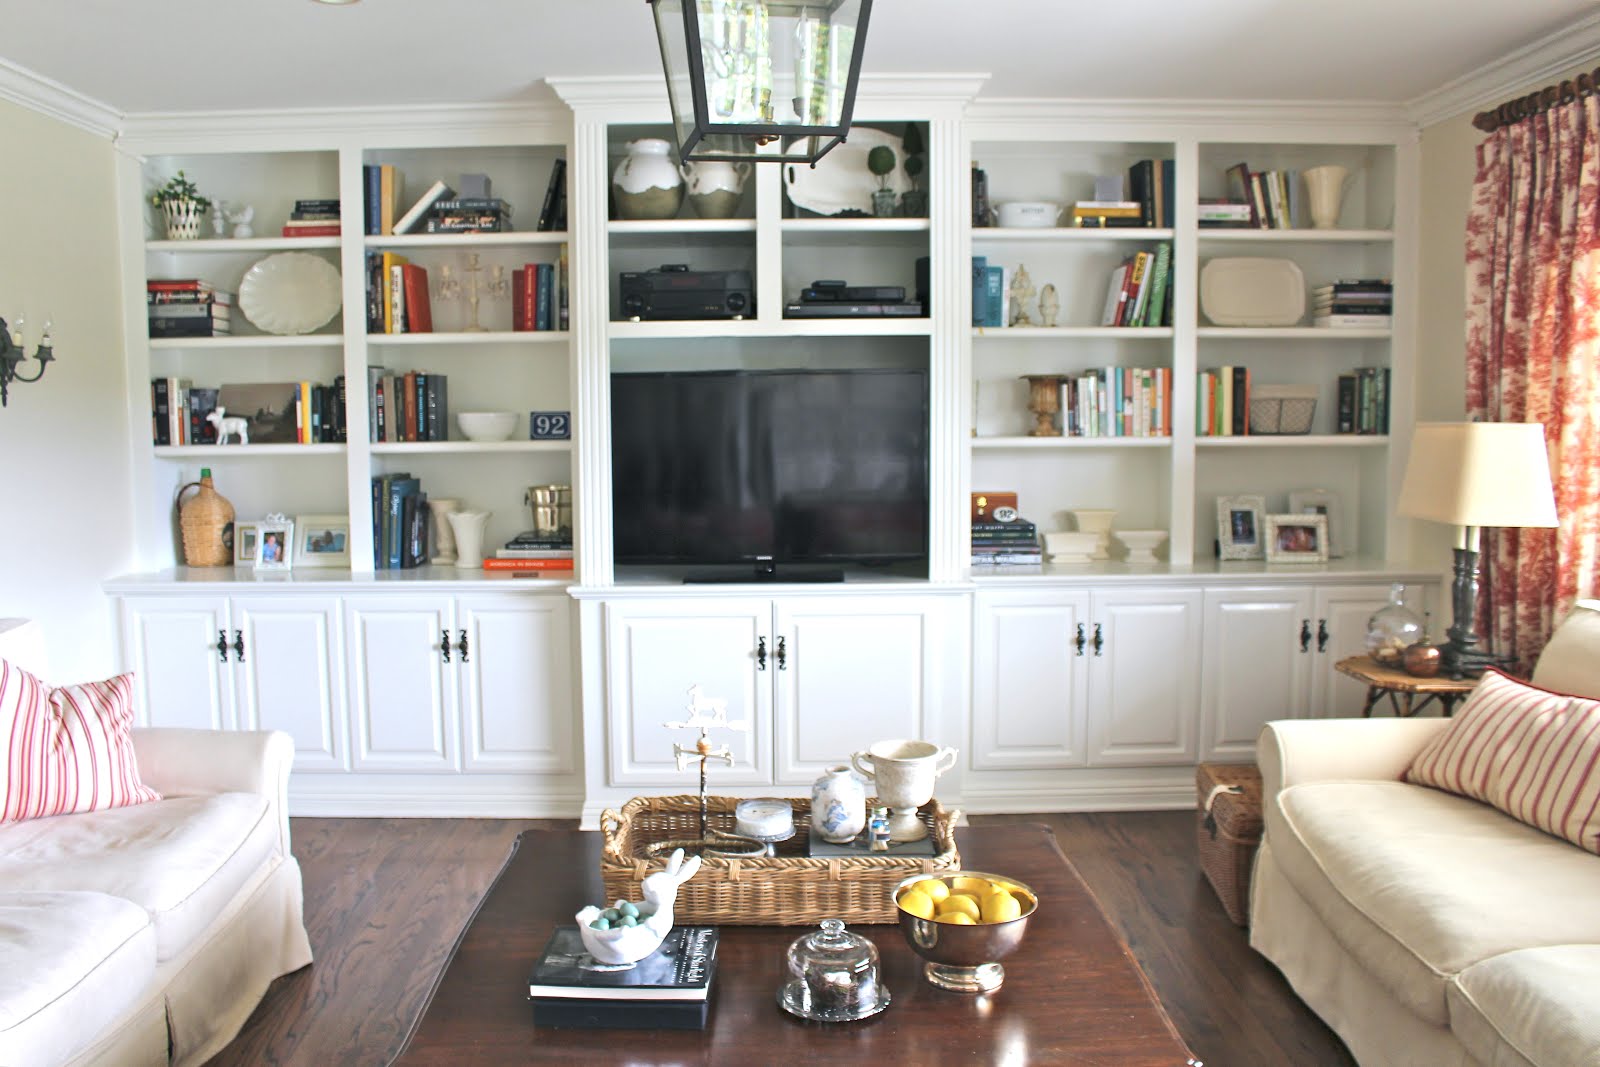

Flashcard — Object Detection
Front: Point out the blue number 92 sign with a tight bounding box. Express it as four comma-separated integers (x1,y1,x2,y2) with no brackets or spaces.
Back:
529,411,571,440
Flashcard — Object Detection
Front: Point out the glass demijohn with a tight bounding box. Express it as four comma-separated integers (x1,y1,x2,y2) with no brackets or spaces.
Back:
1366,583,1425,667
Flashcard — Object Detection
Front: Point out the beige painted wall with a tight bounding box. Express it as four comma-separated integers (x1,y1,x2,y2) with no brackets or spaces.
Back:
0,100,133,682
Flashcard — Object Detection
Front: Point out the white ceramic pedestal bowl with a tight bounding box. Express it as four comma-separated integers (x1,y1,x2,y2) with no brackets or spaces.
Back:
1115,529,1169,564
1070,509,1117,560
1044,530,1101,563
457,411,517,442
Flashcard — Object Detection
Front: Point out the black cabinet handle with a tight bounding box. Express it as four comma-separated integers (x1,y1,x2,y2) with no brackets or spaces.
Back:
756,636,768,671
441,629,451,663
456,629,469,663
1300,619,1312,653
776,636,787,670
231,630,245,662
1074,623,1086,657
1317,619,1330,653
216,630,230,663
1092,623,1104,657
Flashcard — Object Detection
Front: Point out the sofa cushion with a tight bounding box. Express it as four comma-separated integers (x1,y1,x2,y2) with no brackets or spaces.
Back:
1273,779,1600,1026
0,792,277,962
1,659,160,824
1448,945,1600,1067
1406,669,1600,855
0,890,157,1067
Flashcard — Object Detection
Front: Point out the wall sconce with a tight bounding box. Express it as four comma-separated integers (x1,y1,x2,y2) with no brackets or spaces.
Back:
0,316,55,407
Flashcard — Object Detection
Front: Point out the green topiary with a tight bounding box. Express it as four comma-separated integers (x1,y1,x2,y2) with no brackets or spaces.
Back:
867,145,896,190
150,170,211,213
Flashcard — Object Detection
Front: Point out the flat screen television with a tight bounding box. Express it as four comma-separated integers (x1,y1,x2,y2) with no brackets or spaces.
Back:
610,368,929,578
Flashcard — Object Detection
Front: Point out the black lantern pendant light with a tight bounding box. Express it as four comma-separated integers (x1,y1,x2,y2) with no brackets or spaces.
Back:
646,0,873,165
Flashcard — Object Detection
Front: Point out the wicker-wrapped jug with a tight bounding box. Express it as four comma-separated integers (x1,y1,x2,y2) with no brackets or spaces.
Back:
176,468,234,566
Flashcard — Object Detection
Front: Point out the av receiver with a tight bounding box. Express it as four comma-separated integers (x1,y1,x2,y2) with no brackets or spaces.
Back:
619,264,753,320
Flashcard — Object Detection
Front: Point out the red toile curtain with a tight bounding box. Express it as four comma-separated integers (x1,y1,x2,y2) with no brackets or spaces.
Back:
1465,93,1600,667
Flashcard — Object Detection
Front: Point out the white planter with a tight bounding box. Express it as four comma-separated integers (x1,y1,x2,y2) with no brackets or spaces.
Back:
162,199,205,240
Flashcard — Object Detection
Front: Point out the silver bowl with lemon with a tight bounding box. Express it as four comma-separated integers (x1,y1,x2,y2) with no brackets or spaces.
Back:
893,870,1038,993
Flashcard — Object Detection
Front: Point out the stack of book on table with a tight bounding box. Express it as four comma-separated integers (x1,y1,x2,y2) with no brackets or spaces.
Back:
528,925,718,1031
148,279,232,337
1314,279,1392,329
972,517,1042,566
484,531,573,574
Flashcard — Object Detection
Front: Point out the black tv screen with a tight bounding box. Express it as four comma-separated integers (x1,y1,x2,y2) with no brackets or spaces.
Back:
610,368,929,567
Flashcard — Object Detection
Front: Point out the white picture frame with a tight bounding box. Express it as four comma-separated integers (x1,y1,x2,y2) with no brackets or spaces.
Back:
1288,488,1344,558
232,521,260,566
293,514,351,569
1216,494,1267,560
1265,513,1330,564
254,515,294,571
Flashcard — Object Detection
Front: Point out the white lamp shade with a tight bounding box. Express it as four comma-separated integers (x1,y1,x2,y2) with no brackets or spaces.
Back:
1398,422,1559,528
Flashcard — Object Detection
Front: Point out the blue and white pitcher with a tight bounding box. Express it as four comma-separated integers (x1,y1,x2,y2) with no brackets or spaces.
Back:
810,765,867,844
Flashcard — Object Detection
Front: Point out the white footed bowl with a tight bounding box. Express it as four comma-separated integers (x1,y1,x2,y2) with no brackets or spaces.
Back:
1116,529,1169,563
1044,530,1102,563
457,411,517,442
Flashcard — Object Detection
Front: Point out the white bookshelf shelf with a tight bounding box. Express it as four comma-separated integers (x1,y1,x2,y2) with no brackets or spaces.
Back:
1195,435,1389,449
153,444,346,458
608,318,933,340
606,219,756,236
1197,229,1393,243
368,441,573,455
364,232,569,250
972,227,1175,242
146,237,340,253
972,436,1171,450
148,335,342,350
365,331,570,346
972,326,1173,340
1197,327,1390,341
780,217,930,234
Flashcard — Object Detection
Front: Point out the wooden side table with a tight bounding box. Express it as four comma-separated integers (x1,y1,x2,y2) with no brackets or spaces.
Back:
1335,655,1479,718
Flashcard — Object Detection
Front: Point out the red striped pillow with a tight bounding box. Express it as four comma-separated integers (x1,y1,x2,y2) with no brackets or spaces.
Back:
1406,668,1600,854
1,658,160,824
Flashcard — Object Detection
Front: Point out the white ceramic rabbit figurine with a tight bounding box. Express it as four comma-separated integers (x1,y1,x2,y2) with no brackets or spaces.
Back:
576,847,703,966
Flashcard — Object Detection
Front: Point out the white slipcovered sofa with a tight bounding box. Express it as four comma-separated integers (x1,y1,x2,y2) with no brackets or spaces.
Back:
0,619,313,1066
1251,601,1600,1067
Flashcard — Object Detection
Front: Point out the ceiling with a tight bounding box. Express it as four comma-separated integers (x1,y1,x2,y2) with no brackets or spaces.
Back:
2,0,1599,118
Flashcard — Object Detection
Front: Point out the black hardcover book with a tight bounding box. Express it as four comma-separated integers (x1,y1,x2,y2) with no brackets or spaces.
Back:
537,158,567,232
432,197,512,214
531,996,709,1031
152,379,170,445
148,318,228,337
187,387,219,444
1336,374,1357,434
1231,367,1249,436
294,198,341,216
528,926,718,1001
333,375,347,443
971,162,989,227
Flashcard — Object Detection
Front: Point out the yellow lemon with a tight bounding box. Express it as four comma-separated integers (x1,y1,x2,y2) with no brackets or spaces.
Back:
980,890,1023,924
935,911,977,924
951,876,993,896
897,888,936,920
909,878,950,903
938,894,981,921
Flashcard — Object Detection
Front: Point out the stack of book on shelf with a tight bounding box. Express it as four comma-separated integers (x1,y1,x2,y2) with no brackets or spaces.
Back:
1099,243,1173,328
1337,367,1391,434
366,369,448,442
513,250,569,331
483,530,574,574
1196,366,1252,437
371,472,429,569
151,378,201,446
1314,279,1392,329
528,926,718,1031
1059,367,1171,438
148,280,232,337
425,195,512,234
281,199,340,238
363,164,405,236
971,516,1042,566
1198,198,1254,227
1225,163,1305,228
152,379,346,446
1070,201,1143,228
1127,157,1175,227
365,252,432,334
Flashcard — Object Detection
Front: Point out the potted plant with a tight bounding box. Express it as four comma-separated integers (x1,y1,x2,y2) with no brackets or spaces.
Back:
151,171,212,240
867,145,897,218
900,124,927,218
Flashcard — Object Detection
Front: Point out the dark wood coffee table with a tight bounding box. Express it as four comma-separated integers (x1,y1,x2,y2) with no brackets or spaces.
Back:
395,825,1195,1065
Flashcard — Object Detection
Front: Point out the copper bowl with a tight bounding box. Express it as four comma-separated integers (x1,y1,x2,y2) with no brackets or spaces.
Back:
893,869,1039,993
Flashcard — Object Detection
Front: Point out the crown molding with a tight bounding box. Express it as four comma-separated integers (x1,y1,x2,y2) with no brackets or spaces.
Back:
0,57,121,139
1407,11,1600,128
966,97,1415,140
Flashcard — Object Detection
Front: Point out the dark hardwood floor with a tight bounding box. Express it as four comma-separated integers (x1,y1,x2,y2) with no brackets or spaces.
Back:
212,812,1355,1067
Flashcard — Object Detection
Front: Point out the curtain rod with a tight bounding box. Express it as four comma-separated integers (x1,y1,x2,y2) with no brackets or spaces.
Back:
1473,67,1599,133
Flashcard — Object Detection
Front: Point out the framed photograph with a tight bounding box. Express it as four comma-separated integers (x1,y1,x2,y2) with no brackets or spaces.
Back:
1216,494,1267,560
254,515,294,571
1288,489,1344,558
293,514,351,568
1265,513,1330,564
232,521,260,566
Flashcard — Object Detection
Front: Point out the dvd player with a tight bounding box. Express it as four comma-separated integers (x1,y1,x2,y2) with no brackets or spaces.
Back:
783,301,926,318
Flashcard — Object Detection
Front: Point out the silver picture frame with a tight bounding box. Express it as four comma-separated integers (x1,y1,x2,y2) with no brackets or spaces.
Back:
1217,494,1267,560
1265,513,1330,564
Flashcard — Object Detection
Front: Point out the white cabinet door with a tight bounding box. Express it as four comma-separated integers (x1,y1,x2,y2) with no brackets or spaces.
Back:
1311,583,1402,717
1086,588,1203,767
1199,586,1314,761
119,595,232,731
344,596,457,772
772,596,946,785
971,589,1091,771
231,595,347,771
457,593,576,774
603,600,770,787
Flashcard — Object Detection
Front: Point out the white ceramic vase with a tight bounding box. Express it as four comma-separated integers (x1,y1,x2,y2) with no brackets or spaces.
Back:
1301,165,1350,229
681,160,751,219
810,765,867,844
447,509,490,569
428,498,460,565
612,138,685,220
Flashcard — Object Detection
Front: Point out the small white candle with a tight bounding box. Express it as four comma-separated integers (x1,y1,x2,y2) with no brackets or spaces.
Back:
735,798,793,839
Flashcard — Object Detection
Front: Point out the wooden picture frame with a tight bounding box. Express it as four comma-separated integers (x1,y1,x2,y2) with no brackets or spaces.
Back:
293,514,351,568
1265,513,1330,564
232,521,260,566
254,515,294,571
1216,494,1266,560
1288,488,1343,558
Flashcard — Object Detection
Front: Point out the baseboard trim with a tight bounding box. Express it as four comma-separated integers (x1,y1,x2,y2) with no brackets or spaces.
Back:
289,788,583,819
958,780,1195,815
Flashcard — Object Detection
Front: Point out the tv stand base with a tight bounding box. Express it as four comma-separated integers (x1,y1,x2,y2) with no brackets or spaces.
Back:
684,563,844,584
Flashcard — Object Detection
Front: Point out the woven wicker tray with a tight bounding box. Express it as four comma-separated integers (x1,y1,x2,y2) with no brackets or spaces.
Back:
599,794,961,925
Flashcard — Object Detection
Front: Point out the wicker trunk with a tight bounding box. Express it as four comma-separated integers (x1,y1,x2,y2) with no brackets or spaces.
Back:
1195,762,1263,926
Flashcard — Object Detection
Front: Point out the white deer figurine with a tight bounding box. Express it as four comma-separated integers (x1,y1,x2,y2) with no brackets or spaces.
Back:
205,406,250,445
576,847,703,965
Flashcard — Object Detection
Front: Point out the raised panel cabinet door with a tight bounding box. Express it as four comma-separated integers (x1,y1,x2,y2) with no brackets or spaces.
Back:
457,593,576,774
117,595,232,731
771,596,949,785
1199,586,1314,761
970,589,1091,771
1086,588,1203,767
230,595,347,771
344,596,457,772
1310,583,1420,718
602,599,771,787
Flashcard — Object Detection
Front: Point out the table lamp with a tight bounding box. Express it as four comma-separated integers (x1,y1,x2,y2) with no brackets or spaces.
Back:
1397,422,1558,678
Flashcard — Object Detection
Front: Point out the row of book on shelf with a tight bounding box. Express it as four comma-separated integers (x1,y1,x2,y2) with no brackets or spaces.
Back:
365,369,447,443
1206,163,1307,229
971,156,1174,229
971,515,1041,566
150,378,347,446
1057,367,1173,438
148,279,232,338
371,472,430,569
1195,366,1390,436
971,243,1173,330
362,162,566,236
365,247,568,334
1314,280,1393,329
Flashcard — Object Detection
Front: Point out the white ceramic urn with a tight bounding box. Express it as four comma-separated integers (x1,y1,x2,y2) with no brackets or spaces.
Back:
612,138,685,220
681,160,752,219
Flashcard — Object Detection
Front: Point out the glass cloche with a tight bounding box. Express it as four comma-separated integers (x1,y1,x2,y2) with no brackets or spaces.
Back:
1367,583,1425,667
777,918,890,1022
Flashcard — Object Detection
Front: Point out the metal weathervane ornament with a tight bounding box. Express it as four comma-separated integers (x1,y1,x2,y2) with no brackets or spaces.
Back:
645,684,768,858
646,0,873,165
